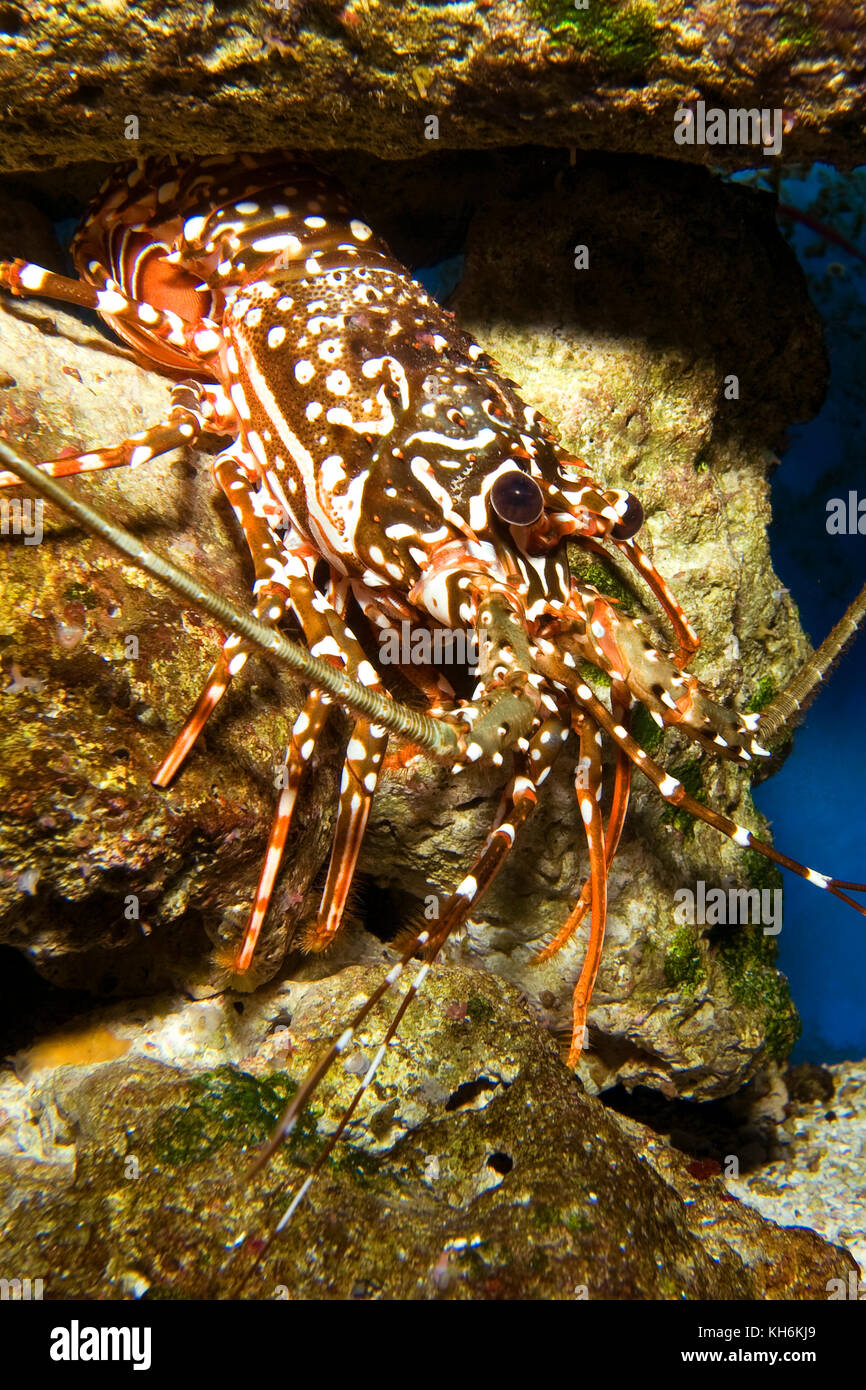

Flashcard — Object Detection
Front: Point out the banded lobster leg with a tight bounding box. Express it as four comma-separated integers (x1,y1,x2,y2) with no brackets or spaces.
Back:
0,258,224,376
233,710,570,1284
535,684,633,956
230,569,393,970
532,639,866,917
290,579,391,955
151,446,312,786
0,379,216,489
233,592,458,973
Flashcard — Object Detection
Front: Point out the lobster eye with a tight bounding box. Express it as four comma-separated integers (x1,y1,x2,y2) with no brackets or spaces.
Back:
611,491,644,540
490,470,544,527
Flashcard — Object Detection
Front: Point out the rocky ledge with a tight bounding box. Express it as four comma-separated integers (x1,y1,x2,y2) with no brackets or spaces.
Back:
0,1,863,172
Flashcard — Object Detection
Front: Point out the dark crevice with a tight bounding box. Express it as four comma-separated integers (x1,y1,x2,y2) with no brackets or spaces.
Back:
69,84,105,106
444,1075,499,1111
0,4,25,35
601,1074,820,1173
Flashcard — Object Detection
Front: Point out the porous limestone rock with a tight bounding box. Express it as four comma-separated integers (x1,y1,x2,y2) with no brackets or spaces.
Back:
0,1,863,172
0,968,857,1299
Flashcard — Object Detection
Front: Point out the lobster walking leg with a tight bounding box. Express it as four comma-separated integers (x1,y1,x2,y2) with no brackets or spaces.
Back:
568,710,611,1064
152,446,303,786
231,714,573,1292
537,648,866,916
235,691,330,972
292,581,391,950
244,710,570,1186
233,566,394,966
536,685,633,964
0,380,208,489
0,258,224,370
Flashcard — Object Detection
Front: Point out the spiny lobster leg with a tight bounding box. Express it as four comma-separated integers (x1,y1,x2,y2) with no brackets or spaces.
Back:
0,380,208,489
243,711,569,1197
232,570,375,974
535,684,633,965
561,584,771,763
152,446,301,787
233,714,572,1292
567,710,610,1065
232,563,392,965
0,259,224,368
234,691,330,973
535,647,866,917
300,588,391,951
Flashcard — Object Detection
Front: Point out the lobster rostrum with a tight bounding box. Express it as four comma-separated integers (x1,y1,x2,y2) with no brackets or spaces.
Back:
2,154,865,1258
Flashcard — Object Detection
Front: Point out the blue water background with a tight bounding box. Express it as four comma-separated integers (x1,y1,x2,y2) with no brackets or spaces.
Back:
732,165,866,1063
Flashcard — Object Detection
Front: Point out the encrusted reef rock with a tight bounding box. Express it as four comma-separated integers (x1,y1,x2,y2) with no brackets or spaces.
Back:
0,294,338,997
0,1,864,171
0,152,825,1101
727,1060,866,1275
0,968,857,1299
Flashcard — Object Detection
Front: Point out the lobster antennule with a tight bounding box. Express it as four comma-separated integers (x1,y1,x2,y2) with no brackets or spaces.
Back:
533,467,700,667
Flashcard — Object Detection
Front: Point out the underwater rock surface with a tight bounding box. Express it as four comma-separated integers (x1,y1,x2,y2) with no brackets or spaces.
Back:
0,2,864,171
0,154,827,1102
0,293,337,997
0,968,857,1299
728,1060,866,1275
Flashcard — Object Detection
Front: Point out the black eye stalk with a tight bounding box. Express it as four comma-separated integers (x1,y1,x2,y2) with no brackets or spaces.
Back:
490,470,545,527
611,491,644,541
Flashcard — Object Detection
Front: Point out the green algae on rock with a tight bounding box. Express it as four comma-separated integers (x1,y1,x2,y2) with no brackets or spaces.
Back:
528,0,660,78
0,968,857,1299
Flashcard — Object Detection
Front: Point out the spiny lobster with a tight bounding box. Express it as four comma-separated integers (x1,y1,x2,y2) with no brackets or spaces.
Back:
1,152,865,1283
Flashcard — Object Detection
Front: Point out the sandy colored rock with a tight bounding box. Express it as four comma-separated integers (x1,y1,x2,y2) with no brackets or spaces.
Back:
0,2,864,173
728,1060,866,1276
610,1104,858,1299
0,968,857,1299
